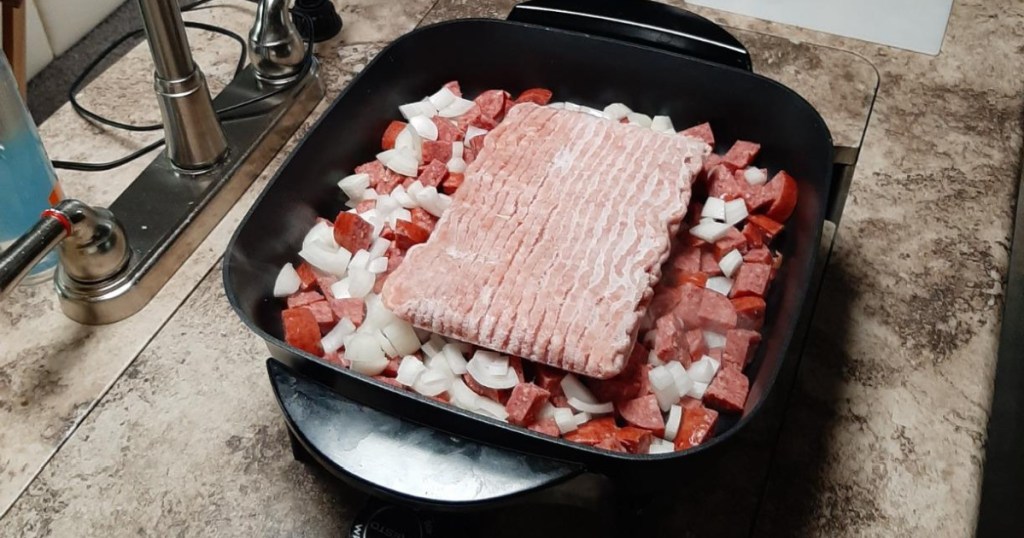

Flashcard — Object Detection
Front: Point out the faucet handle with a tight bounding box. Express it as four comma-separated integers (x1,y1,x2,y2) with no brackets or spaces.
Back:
249,0,307,83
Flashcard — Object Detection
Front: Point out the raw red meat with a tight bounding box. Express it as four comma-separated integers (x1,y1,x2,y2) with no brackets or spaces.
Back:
713,227,748,258
394,220,430,250
409,207,438,233
616,426,653,454
564,417,618,446
441,172,464,194
653,314,688,364
748,214,784,240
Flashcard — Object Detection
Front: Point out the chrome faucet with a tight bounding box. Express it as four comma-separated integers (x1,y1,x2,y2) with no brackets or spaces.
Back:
0,0,325,322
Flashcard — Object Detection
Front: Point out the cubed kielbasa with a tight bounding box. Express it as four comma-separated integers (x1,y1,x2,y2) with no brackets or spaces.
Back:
731,296,766,331
282,307,323,356
723,329,761,369
697,289,738,333
505,383,551,426
616,394,665,434
302,300,336,334
528,418,560,437
653,314,689,364
672,283,705,329
721,140,760,169
679,122,715,146
616,426,653,454
731,263,771,298
674,402,719,450
333,212,374,253
416,159,448,188
703,366,749,413
329,298,365,326
287,290,324,308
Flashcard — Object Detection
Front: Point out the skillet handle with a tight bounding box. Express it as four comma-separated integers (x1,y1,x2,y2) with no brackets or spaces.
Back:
508,0,752,71
267,358,582,506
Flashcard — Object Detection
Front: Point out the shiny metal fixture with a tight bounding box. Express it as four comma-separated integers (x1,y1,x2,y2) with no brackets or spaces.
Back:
0,0,325,323
249,0,307,83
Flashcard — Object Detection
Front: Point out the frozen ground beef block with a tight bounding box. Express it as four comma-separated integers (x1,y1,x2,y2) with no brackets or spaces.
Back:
383,104,706,378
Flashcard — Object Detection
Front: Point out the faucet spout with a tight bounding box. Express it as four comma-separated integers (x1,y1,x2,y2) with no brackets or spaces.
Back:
249,0,307,83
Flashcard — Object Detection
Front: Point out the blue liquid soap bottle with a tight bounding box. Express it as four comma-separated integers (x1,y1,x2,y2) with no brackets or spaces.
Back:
0,52,64,285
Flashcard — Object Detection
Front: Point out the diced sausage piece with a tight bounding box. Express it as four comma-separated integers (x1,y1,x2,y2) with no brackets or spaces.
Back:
355,199,377,213
685,329,707,360
679,122,715,147
707,165,746,200
355,160,386,187
731,263,771,298
455,103,482,132
649,284,683,320
474,89,510,124
441,172,464,194
515,88,553,105
287,290,324,308
763,171,798,222
295,262,317,291
742,222,764,249
723,329,762,369
282,307,323,356
532,363,566,395
394,220,430,250
443,80,462,97
595,437,627,452
409,207,439,233
707,348,723,363
674,403,719,450
381,120,406,150
714,227,749,258
564,417,618,446
748,214,784,241
463,373,504,402
698,289,738,333
528,418,561,437
616,426,653,454
721,140,760,169
673,272,708,289
505,383,551,426
302,300,336,334
703,153,723,175
671,245,702,275
432,116,462,142
731,296,766,331
383,357,402,377
743,247,772,264
421,141,453,166
417,159,448,188
315,274,338,299
334,212,374,253
616,394,666,434
323,351,350,368
703,366,749,413
653,314,690,365
700,249,723,275
671,283,705,329
587,343,648,402
329,297,365,326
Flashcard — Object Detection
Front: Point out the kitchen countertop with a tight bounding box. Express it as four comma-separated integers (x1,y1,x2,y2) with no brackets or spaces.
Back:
1,0,1020,536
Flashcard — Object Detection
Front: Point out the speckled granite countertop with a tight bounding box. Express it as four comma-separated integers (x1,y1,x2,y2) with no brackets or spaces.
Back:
1,0,1020,536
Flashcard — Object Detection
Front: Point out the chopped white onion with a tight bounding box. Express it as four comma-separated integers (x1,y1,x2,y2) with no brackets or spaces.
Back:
391,185,417,209
409,115,438,141
438,97,474,118
648,348,664,366
603,102,632,120
651,115,675,133
567,397,614,415
448,378,482,410
579,106,606,118
338,173,371,201
572,412,592,426
648,438,675,454
415,186,451,217
706,276,733,296
347,267,375,298
547,102,566,110
704,331,727,349
358,209,385,238
475,398,510,421
688,381,709,399
363,294,399,332
377,148,419,177
743,167,768,186
394,125,422,163
367,257,388,274
687,355,720,384
554,408,577,433
466,351,519,389
464,126,487,143
649,365,681,411
474,350,508,376
665,361,694,398
701,197,727,222
560,374,598,404
420,333,446,357
382,320,421,356
349,249,371,271
321,318,356,354
396,355,427,386
387,208,412,229
451,141,464,159
689,220,733,242
428,87,457,110
299,243,351,277
369,238,391,258
663,404,683,441
399,100,437,120
719,249,744,278
449,339,474,354
376,194,400,218
441,343,468,374
330,278,351,299
302,221,337,251
273,263,301,297
412,368,451,397
562,102,582,112
447,157,467,173
346,333,386,370
724,199,749,225
537,403,558,421
373,329,399,357
406,180,425,198
626,112,652,127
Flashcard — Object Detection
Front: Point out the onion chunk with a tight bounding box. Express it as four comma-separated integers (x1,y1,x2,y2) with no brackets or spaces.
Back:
273,263,301,297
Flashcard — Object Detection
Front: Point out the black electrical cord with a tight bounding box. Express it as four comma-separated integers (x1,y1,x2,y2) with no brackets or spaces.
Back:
51,0,303,172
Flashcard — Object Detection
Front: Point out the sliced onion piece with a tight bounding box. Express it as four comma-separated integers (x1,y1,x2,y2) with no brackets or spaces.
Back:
560,374,598,404
464,126,487,143
579,105,605,118
302,221,337,251
547,102,566,110
373,329,399,357
409,115,438,141
358,209,385,238
475,398,510,421
399,99,437,120
420,333,446,358
369,238,391,258
377,148,419,177
438,97,474,118
447,157,467,173
724,198,749,226
466,351,519,389
665,361,694,397
706,276,733,296
663,404,683,441
647,348,664,366
689,220,733,243
688,381,709,399
704,331,727,349
451,141,464,159
395,355,427,386
554,408,577,433
651,115,675,133
273,263,301,297
376,194,401,218
648,365,681,411
536,402,558,421
719,249,743,278
701,197,727,221
743,167,768,186
412,368,451,397
648,438,675,454
322,318,357,354
563,102,582,112
603,102,632,120
567,397,614,415
381,319,421,356
572,412,591,426
367,256,388,274
349,249,371,271
299,243,351,277
626,112,652,127
338,173,371,201
348,267,375,298
448,379,483,411
415,186,451,217
330,277,351,299
387,208,412,228
428,87,457,110
687,355,720,384
363,294,399,332
346,333,386,370
394,125,422,163
392,185,417,209
441,343,468,375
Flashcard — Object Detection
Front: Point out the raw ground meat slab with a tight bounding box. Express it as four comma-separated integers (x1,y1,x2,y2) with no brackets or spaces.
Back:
383,103,707,379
